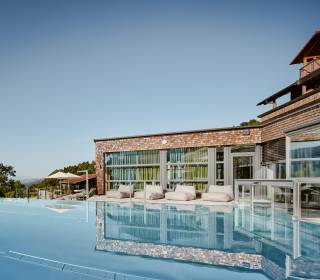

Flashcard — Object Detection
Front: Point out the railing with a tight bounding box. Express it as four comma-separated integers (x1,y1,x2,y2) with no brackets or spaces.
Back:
292,178,320,221
300,59,320,79
235,178,320,223
235,179,294,204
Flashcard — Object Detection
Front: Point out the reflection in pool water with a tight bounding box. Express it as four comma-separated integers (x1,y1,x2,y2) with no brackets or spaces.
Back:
97,202,320,280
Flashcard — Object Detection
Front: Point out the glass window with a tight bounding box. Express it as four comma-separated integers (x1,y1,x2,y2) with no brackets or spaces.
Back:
291,140,320,178
105,150,160,191
216,148,224,184
216,150,224,162
231,145,255,153
167,147,208,193
167,147,208,163
291,141,320,159
276,162,286,179
216,163,224,180
233,156,253,180
291,161,320,177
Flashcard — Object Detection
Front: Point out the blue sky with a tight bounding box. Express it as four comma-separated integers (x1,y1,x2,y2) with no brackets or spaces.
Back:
0,0,319,178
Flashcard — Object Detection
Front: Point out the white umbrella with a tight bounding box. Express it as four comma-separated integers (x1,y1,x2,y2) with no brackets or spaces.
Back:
46,171,79,179
46,171,68,179
45,172,80,197
65,173,80,178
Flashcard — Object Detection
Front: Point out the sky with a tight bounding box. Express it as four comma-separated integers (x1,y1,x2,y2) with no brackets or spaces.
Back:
0,0,319,179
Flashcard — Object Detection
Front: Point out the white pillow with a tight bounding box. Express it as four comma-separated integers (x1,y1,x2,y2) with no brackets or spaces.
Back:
175,185,196,196
202,192,232,202
145,184,163,194
208,185,233,199
118,184,133,194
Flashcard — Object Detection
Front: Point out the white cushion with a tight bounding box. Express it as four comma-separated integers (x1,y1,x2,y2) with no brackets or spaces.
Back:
208,185,234,199
165,191,195,201
202,192,232,202
106,190,128,199
134,191,164,200
175,185,196,196
145,185,163,194
118,184,134,195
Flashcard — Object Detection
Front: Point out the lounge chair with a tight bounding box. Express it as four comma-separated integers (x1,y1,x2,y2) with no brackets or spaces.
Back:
68,187,96,201
134,184,164,200
165,185,196,201
106,184,134,199
202,185,234,202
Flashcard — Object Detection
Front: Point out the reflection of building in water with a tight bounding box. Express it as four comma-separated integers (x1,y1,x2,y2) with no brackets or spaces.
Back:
235,204,320,279
103,203,238,251
96,202,320,280
95,202,277,278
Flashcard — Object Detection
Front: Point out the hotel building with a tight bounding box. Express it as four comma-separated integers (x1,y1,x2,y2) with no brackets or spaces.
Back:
94,31,320,196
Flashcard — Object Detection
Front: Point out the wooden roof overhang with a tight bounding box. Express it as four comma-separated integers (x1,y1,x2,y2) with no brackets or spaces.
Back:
256,81,300,106
62,174,97,184
257,71,320,107
291,31,320,64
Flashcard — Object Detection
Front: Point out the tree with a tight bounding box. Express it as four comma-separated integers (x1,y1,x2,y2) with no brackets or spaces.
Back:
0,163,16,186
240,119,261,127
50,161,96,176
0,163,16,197
0,163,26,198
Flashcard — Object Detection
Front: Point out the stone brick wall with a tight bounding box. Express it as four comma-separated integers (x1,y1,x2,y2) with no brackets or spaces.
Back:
95,127,261,194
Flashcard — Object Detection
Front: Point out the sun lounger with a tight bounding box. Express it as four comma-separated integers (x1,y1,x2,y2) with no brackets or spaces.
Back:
68,187,97,201
106,184,134,199
134,185,164,200
202,185,234,202
165,185,196,201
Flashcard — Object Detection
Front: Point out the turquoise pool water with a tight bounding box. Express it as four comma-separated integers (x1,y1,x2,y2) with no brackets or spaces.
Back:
0,199,319,279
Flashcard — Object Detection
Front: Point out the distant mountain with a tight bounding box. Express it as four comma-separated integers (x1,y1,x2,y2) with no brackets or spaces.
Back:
19,178,43,187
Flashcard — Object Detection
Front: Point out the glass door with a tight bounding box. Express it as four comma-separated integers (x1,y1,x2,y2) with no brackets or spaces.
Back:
233,156,253,180
232,155,254,202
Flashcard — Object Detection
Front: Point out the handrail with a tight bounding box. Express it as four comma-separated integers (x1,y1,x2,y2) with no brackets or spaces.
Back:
292,177,320,184
300,59,320,78
235,178,320,223
299,58,320,70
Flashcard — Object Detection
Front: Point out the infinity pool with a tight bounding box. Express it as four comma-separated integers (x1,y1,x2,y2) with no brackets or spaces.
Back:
0,199,319,280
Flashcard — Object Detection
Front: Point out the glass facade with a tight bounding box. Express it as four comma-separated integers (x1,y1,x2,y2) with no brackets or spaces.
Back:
167,147,208,192
105,150,160,190
104,145,259,193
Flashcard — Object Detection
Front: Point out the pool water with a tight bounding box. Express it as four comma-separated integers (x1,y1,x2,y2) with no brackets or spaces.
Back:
0,199,319,280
